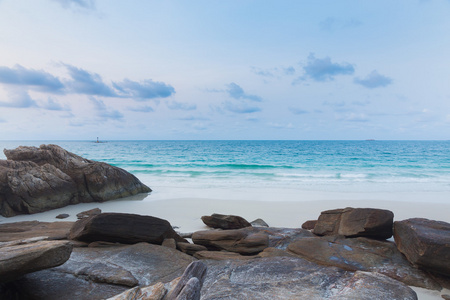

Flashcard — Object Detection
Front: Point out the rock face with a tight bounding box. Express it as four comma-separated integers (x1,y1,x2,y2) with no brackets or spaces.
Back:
287,235,441,290
69,213,185,245
313,207,394,239
394,218,450,276
4,242,195,300
0,144,151,217
192,229,269,254
201,257,418,300
201,213,251,229
0,238,73,282
0,220,74,242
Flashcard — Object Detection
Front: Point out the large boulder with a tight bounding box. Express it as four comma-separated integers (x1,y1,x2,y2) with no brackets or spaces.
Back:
394,218,450,276
287,235,441,290
0,144,151,217
201,257,418,300
313,207,394,239
69,213,185,245
201,213,251,229
192,229,269,254
2,242,196,299
0,238,73,282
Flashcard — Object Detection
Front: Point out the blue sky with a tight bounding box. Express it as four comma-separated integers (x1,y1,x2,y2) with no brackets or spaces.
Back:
0,0,449,140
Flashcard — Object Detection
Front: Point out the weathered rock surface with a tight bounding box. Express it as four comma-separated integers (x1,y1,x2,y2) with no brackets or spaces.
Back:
69,213,185,245
107,281,167,300
0,220,74,242
243,226,316,250
194,250,258,260
250,218,269,227
394,218,450,276
201,257,418,300
76,208,101,219
313,207,394,239
0,144,151,217
201,213,251,229
3,242,195,299
166,261,207,300
302,220,317,230
287,235,441,290
0,239,73,282
192,229,268,254
177,242,208,255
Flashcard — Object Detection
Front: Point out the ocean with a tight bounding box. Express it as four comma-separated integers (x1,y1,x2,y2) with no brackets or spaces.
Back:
1,140,449,203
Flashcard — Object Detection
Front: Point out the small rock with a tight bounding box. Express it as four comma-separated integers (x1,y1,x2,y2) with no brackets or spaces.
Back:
56,213,70,219
76,208,101,219
177,242,208,255
201,213,251,229
250,218,269,227
442,295,450,300
192,229,269,254
301,220,317,230
166,261,207,300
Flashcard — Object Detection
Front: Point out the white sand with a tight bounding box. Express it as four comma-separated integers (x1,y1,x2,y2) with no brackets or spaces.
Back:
1,194,449,300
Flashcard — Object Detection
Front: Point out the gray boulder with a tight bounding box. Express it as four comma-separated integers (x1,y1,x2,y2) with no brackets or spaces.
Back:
201,257,417,300
69,213,186,245
0,144,151,217
313,207,394,239
287,235,441,290
3,242,195,299
0,238,73,282
394,218,450,276
201,213,251,229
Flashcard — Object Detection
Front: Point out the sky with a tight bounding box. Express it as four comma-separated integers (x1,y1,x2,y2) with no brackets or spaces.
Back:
0,0,450,140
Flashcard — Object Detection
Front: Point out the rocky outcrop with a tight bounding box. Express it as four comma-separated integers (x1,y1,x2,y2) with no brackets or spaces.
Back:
313,207,394,239
0,238,73,282
69,213,186,245
0,220,74,242
4,242,195,299
201,213,251,229
394,218,450,276
192,229,269,254
287,235,441,290
201,257,418,300
0,144,151,217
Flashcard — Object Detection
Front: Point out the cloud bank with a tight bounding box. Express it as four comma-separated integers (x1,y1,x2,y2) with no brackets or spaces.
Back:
354,70,393,88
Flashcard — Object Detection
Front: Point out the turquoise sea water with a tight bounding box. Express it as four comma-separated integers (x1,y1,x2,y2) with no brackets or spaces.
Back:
1,140,449,200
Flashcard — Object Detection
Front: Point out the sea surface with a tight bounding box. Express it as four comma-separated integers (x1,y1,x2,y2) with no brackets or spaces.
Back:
1,140,449,202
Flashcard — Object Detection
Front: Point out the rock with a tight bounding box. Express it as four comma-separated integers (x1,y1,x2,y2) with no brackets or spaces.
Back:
6,242,195,299
0,239,73,282
201,257,418,300
76,208,101,219
313,207,394,239
250,218,269,227
0,220,74,242
244,227,316,250
194,251,258,260
177,242,208,255
201,213,252,229
162,238,177,249
107,281,167,300
1,144,151,217
69,213,185,245
56,213,70,219
302,220,317,230
166,261,207,300
394,218,450,276
442,295,450,300
192,229,268,254
287,235,441,290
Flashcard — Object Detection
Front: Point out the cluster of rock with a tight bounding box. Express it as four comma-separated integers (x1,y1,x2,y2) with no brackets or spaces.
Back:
0,144,151,217
1,208,449,299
